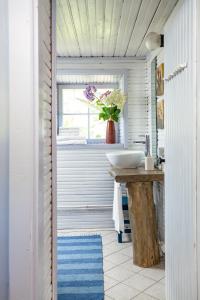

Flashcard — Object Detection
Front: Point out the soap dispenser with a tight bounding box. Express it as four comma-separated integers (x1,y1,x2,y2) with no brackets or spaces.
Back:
144,135,154,171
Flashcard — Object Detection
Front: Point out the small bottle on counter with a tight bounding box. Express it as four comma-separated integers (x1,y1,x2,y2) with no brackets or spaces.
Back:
144,135,154,170
145,155,154,170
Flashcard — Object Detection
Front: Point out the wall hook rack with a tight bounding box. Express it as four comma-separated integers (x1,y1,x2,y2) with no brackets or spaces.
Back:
165,63,187,82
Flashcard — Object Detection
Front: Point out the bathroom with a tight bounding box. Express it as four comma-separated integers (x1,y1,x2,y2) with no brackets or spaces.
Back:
1,0,199,299
56,2,168,299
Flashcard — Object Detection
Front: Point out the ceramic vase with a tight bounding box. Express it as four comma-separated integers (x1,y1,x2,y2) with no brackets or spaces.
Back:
106,120,116,144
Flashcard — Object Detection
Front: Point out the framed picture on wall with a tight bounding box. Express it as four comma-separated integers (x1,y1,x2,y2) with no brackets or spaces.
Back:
156,63,164,96
157,99,164,129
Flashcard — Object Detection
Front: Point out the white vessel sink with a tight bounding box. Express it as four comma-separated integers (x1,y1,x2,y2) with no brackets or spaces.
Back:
106,150,144,169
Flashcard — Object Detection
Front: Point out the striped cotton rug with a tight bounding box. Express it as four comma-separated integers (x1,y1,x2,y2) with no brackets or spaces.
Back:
57,235,104,300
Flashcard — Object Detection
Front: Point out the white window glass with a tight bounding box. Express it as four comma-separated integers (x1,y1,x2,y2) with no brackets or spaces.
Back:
62,115,88,140
58,87,114,144
90,115,106,139
62,89,88,114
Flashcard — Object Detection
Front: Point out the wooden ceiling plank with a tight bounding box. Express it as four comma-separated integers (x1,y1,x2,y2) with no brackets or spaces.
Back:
78,0,92,56
56,25,70,57
103,0,114,56
57,0,81,56
106,0,123,56
67,0,89,56
87,0,97,56
56,1,76,56
56,0,178,57
114,0,142,56
136,0,178,56
126,0,161,56
95,0,106,56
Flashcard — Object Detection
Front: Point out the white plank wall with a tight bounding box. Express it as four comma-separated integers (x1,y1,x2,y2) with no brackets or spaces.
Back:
147,56,157,158
38,0,53,299
0,1,9,298
57,58,148,229
165,1,197,299
127,63,148,149
57,147,122,229
119,73,128,147
57,58,149,149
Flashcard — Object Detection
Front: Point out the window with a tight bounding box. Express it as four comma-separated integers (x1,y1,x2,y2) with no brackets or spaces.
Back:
58,87,115,144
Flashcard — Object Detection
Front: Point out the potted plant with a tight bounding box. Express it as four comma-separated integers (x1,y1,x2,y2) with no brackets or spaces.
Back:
82,85,126,144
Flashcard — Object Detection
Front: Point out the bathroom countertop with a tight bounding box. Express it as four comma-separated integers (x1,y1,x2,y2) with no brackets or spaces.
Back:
109,167,164,183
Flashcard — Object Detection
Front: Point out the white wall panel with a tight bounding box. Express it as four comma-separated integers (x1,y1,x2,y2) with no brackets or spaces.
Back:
165,1,197,299
127,63,148,149
57,57,148,149
0,1,9,298
147,57,157,158
7,0,54,298
57,74,122,84
57,146,122,229
8,0,39,298
56,58,148,229
197,0,200,296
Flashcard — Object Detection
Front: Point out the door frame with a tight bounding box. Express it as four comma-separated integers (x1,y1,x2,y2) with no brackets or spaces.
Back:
8,0,57,298
51,0,57,298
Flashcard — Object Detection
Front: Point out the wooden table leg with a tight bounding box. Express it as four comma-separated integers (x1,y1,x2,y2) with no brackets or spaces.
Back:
127,181,160,268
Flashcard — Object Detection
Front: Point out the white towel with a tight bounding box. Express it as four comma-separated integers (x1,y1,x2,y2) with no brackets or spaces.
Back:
113,182,124,233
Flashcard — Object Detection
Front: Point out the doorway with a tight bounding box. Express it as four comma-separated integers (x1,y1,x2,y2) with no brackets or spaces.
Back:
52,1,172,299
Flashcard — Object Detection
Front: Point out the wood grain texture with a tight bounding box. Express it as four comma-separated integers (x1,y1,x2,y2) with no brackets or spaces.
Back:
109,167,164,183
127,182,160,267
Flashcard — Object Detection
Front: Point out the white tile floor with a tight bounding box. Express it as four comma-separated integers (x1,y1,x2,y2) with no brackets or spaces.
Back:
58,229,165,300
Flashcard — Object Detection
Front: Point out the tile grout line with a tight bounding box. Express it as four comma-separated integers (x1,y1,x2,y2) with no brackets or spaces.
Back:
58,229,165,300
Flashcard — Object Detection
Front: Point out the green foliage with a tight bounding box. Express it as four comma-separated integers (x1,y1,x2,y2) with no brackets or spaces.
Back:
81,87,126,124
99,105,121,122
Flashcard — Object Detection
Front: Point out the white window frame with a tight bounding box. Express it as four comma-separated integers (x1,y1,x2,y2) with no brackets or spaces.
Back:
57,82,122,144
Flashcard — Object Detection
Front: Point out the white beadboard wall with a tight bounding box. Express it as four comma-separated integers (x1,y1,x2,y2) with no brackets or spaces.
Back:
118,74,127,146
128,63,149,149
165,0,197,299
38,0,53,298
57,58,148,229
57,146,123,229
147,57,157,158
57,59,149,150
0,1,9,298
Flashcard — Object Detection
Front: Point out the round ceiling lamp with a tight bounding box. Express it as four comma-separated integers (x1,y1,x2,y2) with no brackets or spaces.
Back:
145,32,164,51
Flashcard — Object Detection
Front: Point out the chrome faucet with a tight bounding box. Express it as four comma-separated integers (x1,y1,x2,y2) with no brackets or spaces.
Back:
133,134,150,157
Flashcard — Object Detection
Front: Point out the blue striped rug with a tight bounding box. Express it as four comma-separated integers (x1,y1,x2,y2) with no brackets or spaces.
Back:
57,235,104,300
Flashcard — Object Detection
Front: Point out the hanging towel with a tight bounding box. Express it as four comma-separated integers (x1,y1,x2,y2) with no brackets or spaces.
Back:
113,182,124,233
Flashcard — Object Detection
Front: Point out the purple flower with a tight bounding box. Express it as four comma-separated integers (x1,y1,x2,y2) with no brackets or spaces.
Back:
99,90,111,100
83,85,97,101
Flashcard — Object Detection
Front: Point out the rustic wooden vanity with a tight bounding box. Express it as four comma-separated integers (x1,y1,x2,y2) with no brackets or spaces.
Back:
109,167,164,268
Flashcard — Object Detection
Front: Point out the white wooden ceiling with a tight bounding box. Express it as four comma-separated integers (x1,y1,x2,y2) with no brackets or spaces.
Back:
56,0,178,57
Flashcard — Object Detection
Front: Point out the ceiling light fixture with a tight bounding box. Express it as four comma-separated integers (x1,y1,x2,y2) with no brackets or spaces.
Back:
145,32,164,51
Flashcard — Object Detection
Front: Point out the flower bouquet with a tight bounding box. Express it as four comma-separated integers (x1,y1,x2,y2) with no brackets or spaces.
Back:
82,85,126,143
